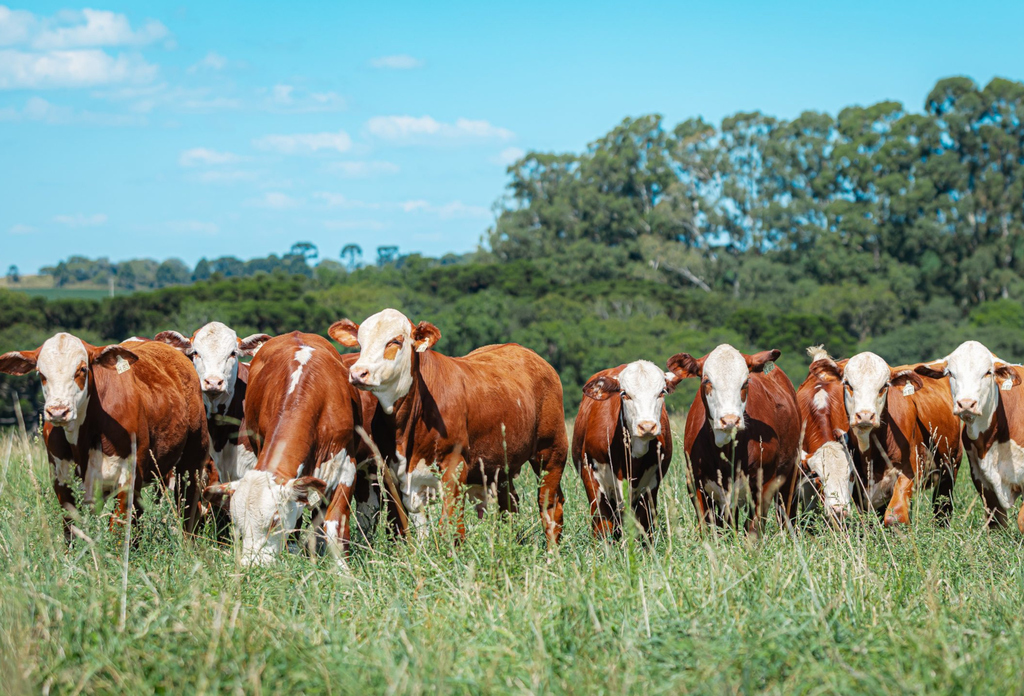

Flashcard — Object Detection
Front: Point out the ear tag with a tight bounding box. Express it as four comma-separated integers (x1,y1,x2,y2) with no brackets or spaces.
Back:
763,361,775,374
306,489,321,507
116,356,131,374
1002,378,1013,391
902,382,915,396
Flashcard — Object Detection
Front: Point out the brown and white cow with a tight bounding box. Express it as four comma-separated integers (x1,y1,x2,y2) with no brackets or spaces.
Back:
203,332,362,566
915,340,1023,529
671,345,800,533
573,360,675,539
155,322,271,483
838,351,961,526
328,308,568,544
0,333,211,537
795,346,854,520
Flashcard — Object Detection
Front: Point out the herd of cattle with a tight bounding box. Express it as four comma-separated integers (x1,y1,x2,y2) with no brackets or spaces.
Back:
1,307,1023,566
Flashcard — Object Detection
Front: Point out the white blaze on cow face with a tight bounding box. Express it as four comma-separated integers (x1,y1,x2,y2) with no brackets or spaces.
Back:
333,309,439,414
702,345,752,447
214,471,324,567
190,322,242,412
929,341,1015,441
583,360,672,457
841,352,891,452
36,333,92,441
805,441,853,518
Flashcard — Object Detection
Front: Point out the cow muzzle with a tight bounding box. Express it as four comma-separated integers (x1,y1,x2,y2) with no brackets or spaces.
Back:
348,366,377,388
44,404,73,426
202,376,227,395
852,411,877,430
954,398,980,421
634,420,659,439
717,414,742,432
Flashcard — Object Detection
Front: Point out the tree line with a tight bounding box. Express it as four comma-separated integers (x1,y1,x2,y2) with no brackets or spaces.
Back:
2,75,1023,425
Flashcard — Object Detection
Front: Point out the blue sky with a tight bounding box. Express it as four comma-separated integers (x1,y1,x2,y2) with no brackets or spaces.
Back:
3,1,1023,273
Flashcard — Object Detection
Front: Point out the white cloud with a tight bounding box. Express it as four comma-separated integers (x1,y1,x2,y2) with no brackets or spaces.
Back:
370,54,423,70
493,146,525,165
325,160,400,178
400,200,490,219
8,223,35,235
179,147,239,167
0,49,157,89
196,169,258,184
313,193,380,209
167,220,219,234
324,220,387,231
187,51,227,74
247,192,300,209
367,115,514,143
54,213,108,227
0,7,36,46
257,85,345,113
31,9,168,50
95,83,242,113
0,95,140,125
253,129,351,155
270,83,293,104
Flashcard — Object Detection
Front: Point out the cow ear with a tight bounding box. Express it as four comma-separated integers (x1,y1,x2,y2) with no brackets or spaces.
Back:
664,371,681,393
0,349,40,375
412,321,441,353
994,363,1022,388
154,331,194,356
203,481,239,509
238,333,272,356
890,369,924,392
286,476,327,507
328,320,361,348
835,359,850,379
582,375,619,400
746,349,781,372
92,345,140,369
913,360,947,379
667,353,705,380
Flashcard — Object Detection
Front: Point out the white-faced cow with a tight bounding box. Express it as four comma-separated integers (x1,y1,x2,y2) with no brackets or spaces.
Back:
573,360,676,539
0,333,211,537
838,351,962,525
203,332,363,566
915,341,1023,529
328,308,568,544
155,322,271,483
671,345,800,533
795,346,854,521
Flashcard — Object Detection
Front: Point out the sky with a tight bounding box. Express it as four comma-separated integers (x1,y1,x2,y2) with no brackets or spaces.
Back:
3,1,1023,273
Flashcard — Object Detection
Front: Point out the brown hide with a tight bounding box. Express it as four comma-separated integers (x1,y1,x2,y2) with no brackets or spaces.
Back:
683,362,800,532
572,364,672,539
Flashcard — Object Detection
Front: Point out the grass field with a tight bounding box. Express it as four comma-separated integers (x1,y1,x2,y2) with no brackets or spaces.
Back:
2,428,1024,695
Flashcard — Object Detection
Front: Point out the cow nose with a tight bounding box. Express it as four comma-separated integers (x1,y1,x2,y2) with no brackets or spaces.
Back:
349,367,371,385
955,398,979,418
853,411,875,428
830,506,850,522
203,377,225,393
45,404,71,422
719,414,741,430
635,420,658,438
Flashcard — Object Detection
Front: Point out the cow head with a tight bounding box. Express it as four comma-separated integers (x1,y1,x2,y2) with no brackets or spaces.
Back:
0,332,138,441
914,340,1021,440
582,360,678,457
837,352,922,452
668,344,780,447
204,470,326,567
156,322,270,415
802,441,853,520
328,308,440,414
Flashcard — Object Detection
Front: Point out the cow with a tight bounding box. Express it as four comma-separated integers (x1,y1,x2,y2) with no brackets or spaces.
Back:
670,345,800,533
837,351,961,526
795,346,854,521
915,340,1024,530
328,308,568,545
572,360,675,540
154,322,271,483
0,332,211,537
202,332,364,566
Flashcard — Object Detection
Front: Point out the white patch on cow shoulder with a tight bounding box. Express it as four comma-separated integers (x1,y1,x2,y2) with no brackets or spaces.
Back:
214,442,258,483
972,440,1024,511
392,455,441,536
287,345,315,395
313,449,354,492
83,450,133,503
591,459,622,509
630,466,660,505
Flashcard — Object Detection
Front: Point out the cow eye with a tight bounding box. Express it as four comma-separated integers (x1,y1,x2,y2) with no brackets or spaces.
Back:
77,366,88,377
660,389,667,397
879,385,888,395
39,374,47,385
985,370,993,377
620,391,631,401
230,350,238,358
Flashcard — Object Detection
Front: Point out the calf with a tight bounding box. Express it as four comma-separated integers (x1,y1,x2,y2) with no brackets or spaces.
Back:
795,346,853,520
329,308,568,544
839,352,961,525
671,345,800,533
915,341,1023,529
203,332,362,566
573,360,675,539
155,322,271,482
0,333,210,537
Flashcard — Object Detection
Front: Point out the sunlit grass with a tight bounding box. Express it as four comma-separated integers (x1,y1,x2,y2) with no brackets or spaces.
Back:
1,428,1024,694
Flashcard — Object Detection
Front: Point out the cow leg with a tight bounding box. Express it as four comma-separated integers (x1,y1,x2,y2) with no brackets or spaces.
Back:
495,469,519,514
931,460,957,527
968,465,1007,528
579,458,617,539
323,480,356,565
883,473,914,527
532,443,567,546
53,480,78,544
439,453,469,542
631,485,660,544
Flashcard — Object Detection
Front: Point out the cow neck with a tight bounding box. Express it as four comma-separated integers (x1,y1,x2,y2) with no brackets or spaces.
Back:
857,419,902,481
56,372,102,464
966,393,1007,460
615,400,652,460
209,370,247,451
380,349,427,459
